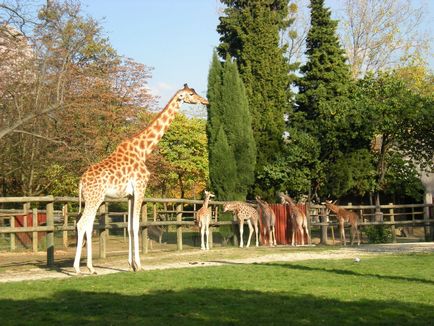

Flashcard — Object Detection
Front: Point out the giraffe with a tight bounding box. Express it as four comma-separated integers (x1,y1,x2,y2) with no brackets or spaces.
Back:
223,201,259,248
255,196,277,246
324,200,360,246
73,84,208,274
195,190,215,250
280,193,311,246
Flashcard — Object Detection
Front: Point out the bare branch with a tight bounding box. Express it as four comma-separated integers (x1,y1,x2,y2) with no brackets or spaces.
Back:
0,104,61,140
12,129,69,146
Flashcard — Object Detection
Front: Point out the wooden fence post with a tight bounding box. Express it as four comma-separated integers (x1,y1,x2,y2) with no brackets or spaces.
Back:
23,202,29,228
62,204,69,248
32,208,38,252
10,215,15,251
99,202,107,259
424,193,433,241
46,201,54,267
389,203,396,243
141,202,148,254
320,206,328,245
176,203,183,251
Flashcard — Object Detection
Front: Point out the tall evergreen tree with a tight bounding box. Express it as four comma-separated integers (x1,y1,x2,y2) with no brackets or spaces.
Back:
217,0,293,198
207,52,256,200
295,0,367,199
297,0,351,115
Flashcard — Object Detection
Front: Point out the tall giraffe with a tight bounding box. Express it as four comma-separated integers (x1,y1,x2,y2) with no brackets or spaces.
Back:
195,190,215,250
74,84,208,274
280,193,311,246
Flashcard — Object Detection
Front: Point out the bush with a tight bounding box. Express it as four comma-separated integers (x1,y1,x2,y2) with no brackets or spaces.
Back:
365,225,393,244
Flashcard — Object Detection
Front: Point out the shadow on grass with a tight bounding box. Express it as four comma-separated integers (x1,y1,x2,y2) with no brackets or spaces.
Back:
0,288,432,325
266,262,434,286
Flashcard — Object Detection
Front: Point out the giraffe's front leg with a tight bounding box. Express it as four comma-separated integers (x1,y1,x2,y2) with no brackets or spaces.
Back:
200,222,206,250
131,193,145,272
246,219,253,248
85,227,97,275
239,219,244,248
205,220,210,250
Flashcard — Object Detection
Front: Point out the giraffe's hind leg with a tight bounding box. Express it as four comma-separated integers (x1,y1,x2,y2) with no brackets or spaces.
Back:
74,205,99,274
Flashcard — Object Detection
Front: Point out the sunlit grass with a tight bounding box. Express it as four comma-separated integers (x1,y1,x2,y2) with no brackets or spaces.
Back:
0,253,433,325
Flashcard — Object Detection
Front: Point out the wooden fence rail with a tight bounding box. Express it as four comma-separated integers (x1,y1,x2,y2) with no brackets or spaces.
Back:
0,196,433,266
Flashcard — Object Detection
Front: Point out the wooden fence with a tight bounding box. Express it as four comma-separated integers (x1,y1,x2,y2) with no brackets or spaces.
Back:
0,196,433,266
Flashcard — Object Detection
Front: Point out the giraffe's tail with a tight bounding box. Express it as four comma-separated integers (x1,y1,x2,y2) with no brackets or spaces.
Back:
78,181,83,215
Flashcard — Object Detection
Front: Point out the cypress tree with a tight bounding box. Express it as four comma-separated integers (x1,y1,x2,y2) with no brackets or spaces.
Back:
209,126,237,199
220,58,256,199
207,52,256,200
217,0,293,198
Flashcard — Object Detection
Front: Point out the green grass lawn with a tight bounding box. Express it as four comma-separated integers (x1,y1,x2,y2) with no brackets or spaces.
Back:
0,253,433,325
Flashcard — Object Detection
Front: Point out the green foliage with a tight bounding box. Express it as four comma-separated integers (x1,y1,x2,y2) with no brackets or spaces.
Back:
383,153,425,201
256,128,321,198
356,71,434,198
323,149,376,198
364,226,393,244
217,0,294,198
207,52,255,200
297,0,352,124
208,126,237,200
43,164,80,196
151,114,209,198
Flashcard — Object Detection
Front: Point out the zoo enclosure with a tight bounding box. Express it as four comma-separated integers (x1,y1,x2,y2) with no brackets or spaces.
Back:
0,196,433,266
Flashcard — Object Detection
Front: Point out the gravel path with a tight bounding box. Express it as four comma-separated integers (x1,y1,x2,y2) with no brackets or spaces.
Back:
1,242,433,283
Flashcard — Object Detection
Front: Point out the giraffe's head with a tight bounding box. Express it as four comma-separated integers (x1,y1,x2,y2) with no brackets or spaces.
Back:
279,193,289,205
223,202,236,212
177,84,208,105
324,200,338,211
204,190,215,199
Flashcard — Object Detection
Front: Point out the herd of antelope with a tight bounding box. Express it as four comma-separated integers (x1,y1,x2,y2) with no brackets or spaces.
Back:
194,191,360,251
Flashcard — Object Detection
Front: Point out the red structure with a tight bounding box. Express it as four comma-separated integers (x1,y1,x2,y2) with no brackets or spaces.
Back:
13,213,47,247
258,204,308,245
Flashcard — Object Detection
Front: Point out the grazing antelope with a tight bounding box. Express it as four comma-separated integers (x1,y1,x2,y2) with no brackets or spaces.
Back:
255,196,277,246
280,193,311,246
195,190,215,250
324,200,360,246
223,201,259,248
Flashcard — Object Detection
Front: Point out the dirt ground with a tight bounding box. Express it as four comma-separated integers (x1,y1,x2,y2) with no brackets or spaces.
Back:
1,241,433,283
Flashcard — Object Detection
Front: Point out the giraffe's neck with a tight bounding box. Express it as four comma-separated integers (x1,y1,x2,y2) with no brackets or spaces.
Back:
132,95,181,158
285,196,296,208
326,204,339,214
203,196,210,209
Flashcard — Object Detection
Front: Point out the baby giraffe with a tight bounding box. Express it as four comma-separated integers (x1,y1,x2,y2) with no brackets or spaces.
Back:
223,201,259,248
324,200,360,246
195,190,215,250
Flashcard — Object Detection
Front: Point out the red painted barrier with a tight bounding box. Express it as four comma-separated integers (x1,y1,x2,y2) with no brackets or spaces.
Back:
258,204,308,245
13,213,47,246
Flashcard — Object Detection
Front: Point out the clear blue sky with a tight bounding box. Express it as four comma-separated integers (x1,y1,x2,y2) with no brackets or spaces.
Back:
80,0,433,108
